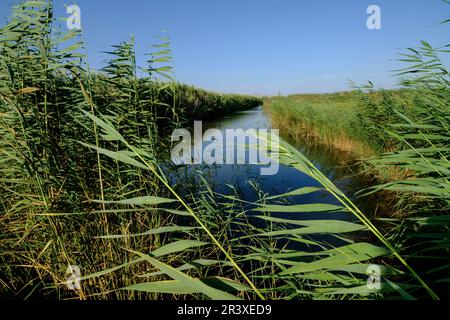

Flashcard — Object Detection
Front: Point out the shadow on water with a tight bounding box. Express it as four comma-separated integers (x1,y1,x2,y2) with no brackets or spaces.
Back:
165,106,373,248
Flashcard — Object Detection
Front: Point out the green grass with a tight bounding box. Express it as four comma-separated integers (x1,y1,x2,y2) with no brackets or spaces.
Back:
0,1,260,299
265,89,427,158
265,92,374,157
0,0,448,300
263,36,449,300
364,41,450,296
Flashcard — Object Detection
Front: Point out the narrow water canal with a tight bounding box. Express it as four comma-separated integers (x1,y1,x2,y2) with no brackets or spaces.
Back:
169,106,372,228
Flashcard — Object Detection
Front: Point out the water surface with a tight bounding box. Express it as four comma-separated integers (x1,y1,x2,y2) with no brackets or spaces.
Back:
169,106,370,222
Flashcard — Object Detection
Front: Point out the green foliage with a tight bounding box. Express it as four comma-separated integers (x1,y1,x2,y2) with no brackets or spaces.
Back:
0,0,446,301
264,16,449,300
266,92,373,156
366,40,450,296
0,1,259,299
80,119,434,300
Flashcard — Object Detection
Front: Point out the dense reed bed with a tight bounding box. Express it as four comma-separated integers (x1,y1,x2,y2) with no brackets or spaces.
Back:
264,27,449,298
0,1,259,299
265,92,374,157
0,0,447,301
265,89,426,158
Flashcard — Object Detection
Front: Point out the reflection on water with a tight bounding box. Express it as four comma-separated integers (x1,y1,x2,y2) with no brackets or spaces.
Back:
165,106,377,248
168,106,371,218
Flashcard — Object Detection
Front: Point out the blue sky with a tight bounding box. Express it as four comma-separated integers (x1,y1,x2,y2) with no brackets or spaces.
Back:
1,0,449,95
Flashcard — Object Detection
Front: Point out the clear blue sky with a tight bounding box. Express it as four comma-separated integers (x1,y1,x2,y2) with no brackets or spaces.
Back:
1,0,449,95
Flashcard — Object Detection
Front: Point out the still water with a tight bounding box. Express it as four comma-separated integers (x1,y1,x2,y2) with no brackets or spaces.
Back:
168,106,371,224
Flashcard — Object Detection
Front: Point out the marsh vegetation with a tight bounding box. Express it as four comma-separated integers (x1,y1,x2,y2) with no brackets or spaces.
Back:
0,1,448,300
